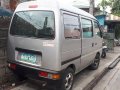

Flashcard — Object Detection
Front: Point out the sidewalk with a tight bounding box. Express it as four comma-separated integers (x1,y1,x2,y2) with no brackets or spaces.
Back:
93,58,120,90
73,47,120,90
9,47,120,90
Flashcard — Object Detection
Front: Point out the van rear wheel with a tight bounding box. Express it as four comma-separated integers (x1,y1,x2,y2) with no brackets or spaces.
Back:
89,54,100,70
101,49,106,58
59,68,74,90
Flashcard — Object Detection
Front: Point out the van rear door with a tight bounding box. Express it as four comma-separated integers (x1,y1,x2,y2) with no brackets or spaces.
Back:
8,10,60,70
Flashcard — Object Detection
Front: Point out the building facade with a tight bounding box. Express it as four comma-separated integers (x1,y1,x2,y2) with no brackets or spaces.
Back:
0,0,32,11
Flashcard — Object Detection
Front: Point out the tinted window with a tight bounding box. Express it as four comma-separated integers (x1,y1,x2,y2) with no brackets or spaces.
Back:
10,11,55,39
94,22,102,38
63,14,80,39
81,18,93,38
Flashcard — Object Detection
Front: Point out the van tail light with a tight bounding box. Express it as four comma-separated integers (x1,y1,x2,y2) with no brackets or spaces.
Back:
29,5,38,8
39,71,60,80
8,63,16,70
39,71,48,77
52,74,60,80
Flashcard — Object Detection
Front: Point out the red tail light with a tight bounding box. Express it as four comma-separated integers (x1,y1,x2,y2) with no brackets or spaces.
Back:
39,71,61,80
29,5,38,8
8,63,16,70
39,71,48,77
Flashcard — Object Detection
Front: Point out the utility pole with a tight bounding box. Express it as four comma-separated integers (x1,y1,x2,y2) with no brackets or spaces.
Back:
89,0,94,15
103,0,105,14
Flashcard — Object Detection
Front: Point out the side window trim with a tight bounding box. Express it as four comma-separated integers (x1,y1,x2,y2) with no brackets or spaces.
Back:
94,21,102,38
81,17,94,38
79,15,82,39
63,13,79,17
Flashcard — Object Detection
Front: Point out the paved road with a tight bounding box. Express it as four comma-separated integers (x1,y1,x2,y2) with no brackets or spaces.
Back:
93,60,120,90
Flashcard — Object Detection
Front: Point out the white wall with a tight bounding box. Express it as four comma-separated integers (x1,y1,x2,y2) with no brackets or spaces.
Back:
0,0,10,9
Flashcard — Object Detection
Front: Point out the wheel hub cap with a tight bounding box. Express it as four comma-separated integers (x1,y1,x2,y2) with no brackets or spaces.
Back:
65,73,73,90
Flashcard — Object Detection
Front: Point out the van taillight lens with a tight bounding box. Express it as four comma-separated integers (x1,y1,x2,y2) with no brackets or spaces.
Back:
39,71,61,80
39,71,48,77
29,5,38,8
8,63,16,70
52,74,60,79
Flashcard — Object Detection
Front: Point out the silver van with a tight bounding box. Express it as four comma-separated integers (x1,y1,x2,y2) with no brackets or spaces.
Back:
7,0,103,90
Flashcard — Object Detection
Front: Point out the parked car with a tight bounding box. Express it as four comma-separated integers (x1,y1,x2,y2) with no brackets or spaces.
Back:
7,0,103,90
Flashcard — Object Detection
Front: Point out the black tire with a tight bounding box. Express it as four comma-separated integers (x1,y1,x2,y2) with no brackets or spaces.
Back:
59,68,74,90
89,54,100,70
101,50,106,58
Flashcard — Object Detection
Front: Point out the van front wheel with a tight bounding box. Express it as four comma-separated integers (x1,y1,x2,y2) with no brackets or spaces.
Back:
59,68,74,90
89,54,100,70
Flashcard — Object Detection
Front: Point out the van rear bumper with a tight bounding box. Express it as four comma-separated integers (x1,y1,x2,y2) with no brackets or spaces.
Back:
7,62,63,88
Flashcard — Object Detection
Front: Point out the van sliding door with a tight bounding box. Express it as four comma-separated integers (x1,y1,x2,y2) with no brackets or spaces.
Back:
81,17,95,69
61,11,81,72
93,21,103,51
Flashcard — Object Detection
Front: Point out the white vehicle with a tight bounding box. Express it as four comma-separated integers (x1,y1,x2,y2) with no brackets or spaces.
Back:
7,0,103,90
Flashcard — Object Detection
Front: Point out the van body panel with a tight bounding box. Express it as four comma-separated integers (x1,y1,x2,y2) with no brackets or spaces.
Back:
81,38,95,69
8,36,60,70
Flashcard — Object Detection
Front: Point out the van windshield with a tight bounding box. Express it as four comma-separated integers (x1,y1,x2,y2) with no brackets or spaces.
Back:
10,11,55,39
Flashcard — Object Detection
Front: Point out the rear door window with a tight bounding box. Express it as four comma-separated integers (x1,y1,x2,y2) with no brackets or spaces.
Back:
10,11,55,39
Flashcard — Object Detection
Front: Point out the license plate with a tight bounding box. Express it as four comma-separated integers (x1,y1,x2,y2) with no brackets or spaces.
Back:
19,53,37,64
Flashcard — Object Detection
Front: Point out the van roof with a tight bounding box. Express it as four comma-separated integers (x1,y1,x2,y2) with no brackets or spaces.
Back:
15,0,96,20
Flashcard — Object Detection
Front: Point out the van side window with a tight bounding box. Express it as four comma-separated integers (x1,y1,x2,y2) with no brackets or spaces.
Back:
63,14,80,39
94,22,102,38
81,18,93,38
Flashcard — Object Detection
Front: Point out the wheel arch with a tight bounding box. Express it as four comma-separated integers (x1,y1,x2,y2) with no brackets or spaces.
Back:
95,52,100,59
66,64,76,73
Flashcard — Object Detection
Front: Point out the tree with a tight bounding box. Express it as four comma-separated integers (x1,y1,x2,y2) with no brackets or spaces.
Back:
100,0,111,10
99,0,120,16
89,0,94,15
111,0,120,16
114,24,120,39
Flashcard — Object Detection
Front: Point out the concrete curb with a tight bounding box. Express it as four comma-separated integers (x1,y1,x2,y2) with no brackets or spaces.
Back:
108,57,120,69
83,68,109,90
83,56,120,90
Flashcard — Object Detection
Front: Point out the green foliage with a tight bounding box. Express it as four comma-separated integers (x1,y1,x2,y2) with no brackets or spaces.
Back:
99,0,120,16
115,24,120,39
100,0,111,9
111,0,120,16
